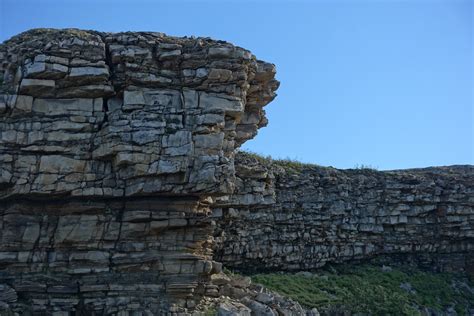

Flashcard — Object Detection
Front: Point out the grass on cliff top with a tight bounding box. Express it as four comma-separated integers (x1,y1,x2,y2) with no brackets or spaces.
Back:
241,151,320,172
352,163,379,171
241,151,379,172
251,264,474,316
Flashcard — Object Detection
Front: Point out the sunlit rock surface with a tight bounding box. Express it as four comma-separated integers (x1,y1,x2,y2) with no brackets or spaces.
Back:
0,28,278,315
1,28,472,315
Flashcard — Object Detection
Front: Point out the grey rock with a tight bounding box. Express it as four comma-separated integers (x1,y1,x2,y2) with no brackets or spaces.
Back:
158,49,181,60
0,96,6,114
39,155,86,173
69,66,109,79
306,308,320,316
13,95,34,113
217,301,251,316
242,298,277,316
200,92,243,116
255,292,273,304
25,61,68,79
33,98,94,115
0,284,17,303
209,47,234,58
19,78,55,96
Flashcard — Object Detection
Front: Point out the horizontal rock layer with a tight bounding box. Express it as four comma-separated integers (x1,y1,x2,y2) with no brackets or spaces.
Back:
0,197,218,314
214,153,474,273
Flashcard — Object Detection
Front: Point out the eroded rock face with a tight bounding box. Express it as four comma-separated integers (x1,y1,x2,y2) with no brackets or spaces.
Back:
1,197,217,314
1,28,473,316
0,28,278,197
0,28,278,314
214,153,474,273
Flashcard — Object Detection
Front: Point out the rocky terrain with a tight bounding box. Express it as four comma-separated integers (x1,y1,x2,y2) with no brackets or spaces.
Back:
0,29,472,315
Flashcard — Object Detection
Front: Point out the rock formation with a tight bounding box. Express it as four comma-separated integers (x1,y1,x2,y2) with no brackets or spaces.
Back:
214,153,474,273
0,28,472,315
0,28,278,315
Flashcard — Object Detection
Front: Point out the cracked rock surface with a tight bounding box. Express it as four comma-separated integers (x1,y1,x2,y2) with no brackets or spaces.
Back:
0,28,278,198
0,28,472,316
0,28,278,315
214,153,474,273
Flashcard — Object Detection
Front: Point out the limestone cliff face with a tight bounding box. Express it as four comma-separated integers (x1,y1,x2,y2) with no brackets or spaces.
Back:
0,29,473,315
0,29,278,314
214,153,474,273
0,28,278,197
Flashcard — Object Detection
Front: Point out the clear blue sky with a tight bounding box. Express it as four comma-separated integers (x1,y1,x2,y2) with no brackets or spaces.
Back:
1,0,472,170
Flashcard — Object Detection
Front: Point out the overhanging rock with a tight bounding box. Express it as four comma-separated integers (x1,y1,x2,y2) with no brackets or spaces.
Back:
0,28,278,314
0,28,279,198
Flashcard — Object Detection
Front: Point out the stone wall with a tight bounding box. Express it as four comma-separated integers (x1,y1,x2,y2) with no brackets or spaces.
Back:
0,28,278,314
214,153,474,273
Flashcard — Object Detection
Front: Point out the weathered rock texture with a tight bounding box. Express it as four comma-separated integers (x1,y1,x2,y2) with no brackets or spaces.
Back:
0,28,473,315
0,28,278,314
0,29,277,197
214,154,474,273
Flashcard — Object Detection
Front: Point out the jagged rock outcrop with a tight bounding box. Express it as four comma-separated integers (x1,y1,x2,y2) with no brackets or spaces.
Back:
0,28,278,315
0,28,278,197
214,153,474,273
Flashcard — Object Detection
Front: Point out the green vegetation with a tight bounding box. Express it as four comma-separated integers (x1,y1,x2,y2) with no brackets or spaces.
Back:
251,264,474,315
223,267,240,277
241,150,319,173
240,151,273,164
241,151,382,173
201,306,217,316
353,163,379,171
272,157,314,172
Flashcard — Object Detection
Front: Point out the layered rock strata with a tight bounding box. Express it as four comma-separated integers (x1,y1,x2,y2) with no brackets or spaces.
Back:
214,153,474,273
0,28,278,314
1,28,473,315
0,28,278,197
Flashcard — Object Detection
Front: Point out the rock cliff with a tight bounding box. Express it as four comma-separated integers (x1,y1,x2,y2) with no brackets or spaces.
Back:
214,154,474,273
0,29,472,315
0,28,278,314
